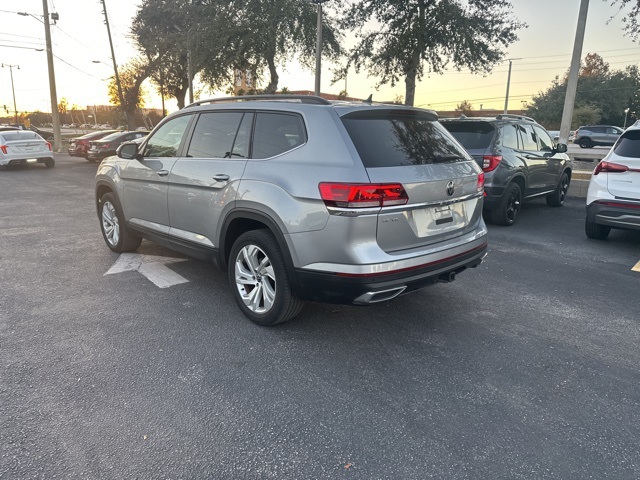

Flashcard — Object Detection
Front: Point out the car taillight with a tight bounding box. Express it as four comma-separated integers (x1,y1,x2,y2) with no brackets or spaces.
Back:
0,145,7,154
46,142,52,151
482,155,502,172
593,161,628,175
477,172,485,193
319,183,408,208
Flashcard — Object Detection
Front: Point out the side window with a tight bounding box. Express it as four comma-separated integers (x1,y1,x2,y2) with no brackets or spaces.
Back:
187,112,245,159
144,115,191,158
533,126,553,152
230,113,253,159
518,124,539,151
501,125,519,150
252,112,306,159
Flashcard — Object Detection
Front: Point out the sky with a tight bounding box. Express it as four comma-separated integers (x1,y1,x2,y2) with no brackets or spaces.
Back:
0,0,639,117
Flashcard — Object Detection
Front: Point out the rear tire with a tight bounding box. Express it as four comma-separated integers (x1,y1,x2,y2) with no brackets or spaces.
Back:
546,171,570,207
579,138,592,148
490,182,522,226
585,219,611,240
44,159,55,168
99,192,141,252
228,230,303,326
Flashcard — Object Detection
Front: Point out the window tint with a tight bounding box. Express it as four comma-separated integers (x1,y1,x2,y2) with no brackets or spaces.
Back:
144,115,191,158
613,130,640,157
342,116,470,167
501,125,519,150
518,125,539,151
252,113,306,159
533,126,553,151
441,121,495,149
230,113,253,159
187,112,245,158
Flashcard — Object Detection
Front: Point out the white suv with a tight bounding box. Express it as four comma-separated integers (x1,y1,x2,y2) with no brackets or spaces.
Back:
585,124,640,239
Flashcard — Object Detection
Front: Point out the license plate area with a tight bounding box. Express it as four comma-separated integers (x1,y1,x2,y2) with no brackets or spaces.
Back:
410,202,468,237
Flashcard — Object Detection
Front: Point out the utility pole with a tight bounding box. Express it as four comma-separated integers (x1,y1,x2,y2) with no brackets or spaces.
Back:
311,0,328,96
503,58,521,114
559,0,589,145
2,64,19,125
100,0,128,128
42,0,62,151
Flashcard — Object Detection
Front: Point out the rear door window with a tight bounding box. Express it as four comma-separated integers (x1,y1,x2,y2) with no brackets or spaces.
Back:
613,130,640,157
342,115,470,167
501,125,520,150
186,112,246,159
441,121,495,150
252,112,306,159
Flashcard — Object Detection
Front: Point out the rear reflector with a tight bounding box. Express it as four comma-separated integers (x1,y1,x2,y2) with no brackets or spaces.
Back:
594,161,628,175
319,183,408,208
482,155,502,172
0,145,7,154
595,200,640,209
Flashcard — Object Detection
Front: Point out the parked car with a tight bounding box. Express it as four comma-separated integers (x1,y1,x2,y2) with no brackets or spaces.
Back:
29,126,54,141
441,114,571,226
68,130,121,159
95,95,488,325
549,130,575,143
574,125,623,148
0,130,54,168
88,130,149,162
585,124,640,239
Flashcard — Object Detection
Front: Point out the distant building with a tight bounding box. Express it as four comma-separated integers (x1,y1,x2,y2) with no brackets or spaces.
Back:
234,70,255,95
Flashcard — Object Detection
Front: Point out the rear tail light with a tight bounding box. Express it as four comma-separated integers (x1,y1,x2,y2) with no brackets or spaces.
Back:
482,155,502,172
593,161,628,175
46,142,52,151
477,172,485,193
0,145,7,154
319,183,408,208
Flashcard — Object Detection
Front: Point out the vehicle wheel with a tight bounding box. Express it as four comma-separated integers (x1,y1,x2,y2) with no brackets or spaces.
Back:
546,171,570,207
585,219,611,240
490,182,522,226
99,192,141,252
579,138,592,148
44,159,55,168
228,230,304,326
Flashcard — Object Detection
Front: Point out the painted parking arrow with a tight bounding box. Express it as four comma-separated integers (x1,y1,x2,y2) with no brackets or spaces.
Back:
105,253,189,288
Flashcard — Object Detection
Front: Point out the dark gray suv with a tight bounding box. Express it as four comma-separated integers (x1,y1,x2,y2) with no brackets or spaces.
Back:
441,114,571,226
96,95,488,325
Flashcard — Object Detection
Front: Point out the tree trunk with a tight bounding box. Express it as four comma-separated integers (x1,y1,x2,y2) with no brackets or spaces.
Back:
174,87,188,109
405,70,417,107
265,55,279,94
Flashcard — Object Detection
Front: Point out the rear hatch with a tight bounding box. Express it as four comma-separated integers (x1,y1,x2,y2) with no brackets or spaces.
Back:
0,132,49,155
605,130,640,200
440,120,496,168
340,109,484,252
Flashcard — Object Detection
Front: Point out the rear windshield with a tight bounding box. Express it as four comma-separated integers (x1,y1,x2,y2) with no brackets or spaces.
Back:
341,116,470,167
0,131,41,142
613,130,640,158
440,121,495,150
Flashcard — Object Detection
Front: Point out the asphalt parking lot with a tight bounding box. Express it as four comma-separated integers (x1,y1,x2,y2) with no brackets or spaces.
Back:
1,154,639,479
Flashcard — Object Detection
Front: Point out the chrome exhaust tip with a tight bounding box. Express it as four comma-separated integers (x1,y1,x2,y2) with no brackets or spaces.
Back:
354,286,407,305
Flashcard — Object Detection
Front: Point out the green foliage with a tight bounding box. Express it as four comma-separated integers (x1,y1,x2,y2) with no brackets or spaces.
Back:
609,0,640,40
456,100,474,115
338,0,525,106
526,54,640,129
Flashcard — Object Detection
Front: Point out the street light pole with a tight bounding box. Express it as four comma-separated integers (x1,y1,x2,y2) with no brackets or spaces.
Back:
311,0,329,97
503,58,521,114
2,64,19,124
42,0,62,152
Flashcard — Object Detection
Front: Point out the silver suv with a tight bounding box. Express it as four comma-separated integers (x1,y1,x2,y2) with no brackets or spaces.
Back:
95,95,488,325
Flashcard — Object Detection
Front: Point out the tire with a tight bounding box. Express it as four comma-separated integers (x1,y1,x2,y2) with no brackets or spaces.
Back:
579,138,592,148
98,192,141,252
228,230,304,326
585,219,611,240
44,158,55,168
490,182,522,226
546,171,570,207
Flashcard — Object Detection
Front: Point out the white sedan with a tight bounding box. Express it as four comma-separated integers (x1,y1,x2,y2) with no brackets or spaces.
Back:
585,124,640,239
0,130,55,168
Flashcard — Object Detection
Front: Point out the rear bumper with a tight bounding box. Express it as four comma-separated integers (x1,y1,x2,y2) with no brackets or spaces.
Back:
0,155,54,166
586,200,640,230
293,241,487,305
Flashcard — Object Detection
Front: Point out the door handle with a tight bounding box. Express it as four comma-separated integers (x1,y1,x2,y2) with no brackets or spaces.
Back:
157,170,169,177
213,174,230,182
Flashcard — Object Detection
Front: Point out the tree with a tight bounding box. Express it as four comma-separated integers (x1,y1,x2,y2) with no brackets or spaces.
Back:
107,58,153,129
339,0,525,106
526,54,640,129
456,100,474,115
609,0,640,40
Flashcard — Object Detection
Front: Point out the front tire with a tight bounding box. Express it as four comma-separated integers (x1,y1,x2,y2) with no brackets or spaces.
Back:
579,138,592,148
99,192,141,252
490,182,522,226
546,172,570,207
585,219,611,240
228,230,303,326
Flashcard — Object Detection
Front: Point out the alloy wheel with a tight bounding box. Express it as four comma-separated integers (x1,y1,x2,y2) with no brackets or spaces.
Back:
101,201,120,247
234,244,276,314
506,188,521,224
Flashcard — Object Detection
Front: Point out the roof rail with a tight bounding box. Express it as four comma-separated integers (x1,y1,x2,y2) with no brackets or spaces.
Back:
495,113,536,123
184,94,332,108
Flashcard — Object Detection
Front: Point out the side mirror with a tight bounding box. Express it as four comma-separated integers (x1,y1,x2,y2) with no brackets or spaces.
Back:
554,143,568,154
117,141,141,160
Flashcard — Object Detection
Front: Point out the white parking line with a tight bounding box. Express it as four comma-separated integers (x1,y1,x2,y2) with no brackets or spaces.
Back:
632,260,640,273
105,253,189,288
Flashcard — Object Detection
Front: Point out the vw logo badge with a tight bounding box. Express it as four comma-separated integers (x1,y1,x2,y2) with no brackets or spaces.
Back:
446,181,455,197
